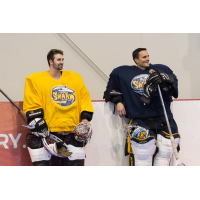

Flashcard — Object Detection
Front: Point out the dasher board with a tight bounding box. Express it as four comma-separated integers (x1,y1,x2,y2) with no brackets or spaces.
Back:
0,100,199,166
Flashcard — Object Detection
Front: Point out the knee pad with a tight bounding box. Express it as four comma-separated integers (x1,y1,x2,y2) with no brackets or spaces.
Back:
67,145,86,161
64,134,86,161
130,136,156,166
27,147,51,163
26,134,51,163
153,131,180,166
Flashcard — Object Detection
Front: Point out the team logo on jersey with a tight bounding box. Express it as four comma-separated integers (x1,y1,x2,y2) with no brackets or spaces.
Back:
131,74,149,95
51,86,76,107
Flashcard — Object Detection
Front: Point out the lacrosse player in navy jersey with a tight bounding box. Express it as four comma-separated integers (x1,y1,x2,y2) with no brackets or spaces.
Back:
104,48,181,166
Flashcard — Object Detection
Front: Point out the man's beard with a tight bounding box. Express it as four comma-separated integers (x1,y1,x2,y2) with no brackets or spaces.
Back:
53,63,63,70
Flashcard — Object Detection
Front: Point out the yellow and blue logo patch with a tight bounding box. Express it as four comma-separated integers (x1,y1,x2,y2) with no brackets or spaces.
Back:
131,74,149,95
51,85,76,107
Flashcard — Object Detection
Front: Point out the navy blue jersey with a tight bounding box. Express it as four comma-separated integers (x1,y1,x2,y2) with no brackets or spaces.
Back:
105,64,178,119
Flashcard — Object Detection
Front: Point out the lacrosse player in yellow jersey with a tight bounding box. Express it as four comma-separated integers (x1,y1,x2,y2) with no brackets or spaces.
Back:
23,49,94,166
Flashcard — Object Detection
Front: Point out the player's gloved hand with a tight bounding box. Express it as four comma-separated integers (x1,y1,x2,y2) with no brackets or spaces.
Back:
23,118,49,138
151,70,177,97
74,122,92,143
140,82,158,104
148,69,175,88
159,71,175,88
146,70,162,86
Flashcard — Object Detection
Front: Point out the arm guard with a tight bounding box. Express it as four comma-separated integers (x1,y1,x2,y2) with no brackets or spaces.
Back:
26,108,44,124
81,111,93,121
168,82,178,98
103,89,123,104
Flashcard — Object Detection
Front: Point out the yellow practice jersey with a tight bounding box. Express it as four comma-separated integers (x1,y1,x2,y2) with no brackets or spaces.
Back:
23,71,94,132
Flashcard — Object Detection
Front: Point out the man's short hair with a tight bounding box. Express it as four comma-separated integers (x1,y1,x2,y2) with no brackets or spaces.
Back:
47,49,64,66
132,48,147,64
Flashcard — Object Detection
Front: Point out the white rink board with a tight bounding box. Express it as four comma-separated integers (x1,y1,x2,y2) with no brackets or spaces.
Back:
172,100,200,166
85,101,200,166
85,102,129,166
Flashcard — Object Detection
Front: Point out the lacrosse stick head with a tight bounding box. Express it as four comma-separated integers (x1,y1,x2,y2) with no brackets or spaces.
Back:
42,134,72,157
74,122,92,143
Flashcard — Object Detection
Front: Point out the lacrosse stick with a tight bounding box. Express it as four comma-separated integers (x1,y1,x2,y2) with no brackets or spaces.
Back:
149,69,185,166
0,88,72,157
0,88,26,119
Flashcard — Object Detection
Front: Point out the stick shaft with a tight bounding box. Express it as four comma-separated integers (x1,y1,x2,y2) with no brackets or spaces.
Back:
0,88,26,117
157,85,179,159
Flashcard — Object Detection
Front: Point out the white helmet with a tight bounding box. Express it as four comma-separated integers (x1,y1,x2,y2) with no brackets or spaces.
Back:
73,122,92,143
42,134,72,157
